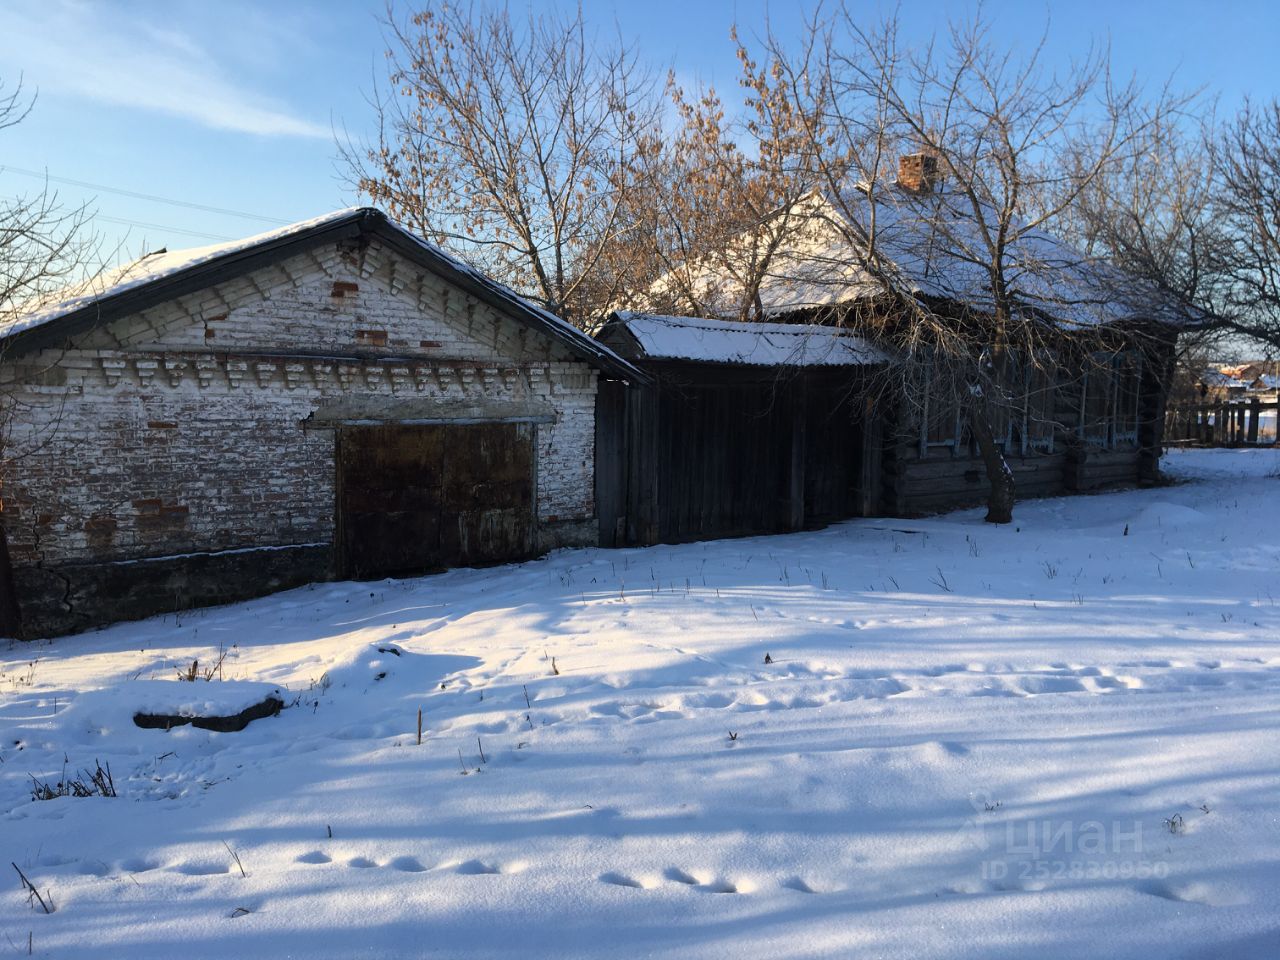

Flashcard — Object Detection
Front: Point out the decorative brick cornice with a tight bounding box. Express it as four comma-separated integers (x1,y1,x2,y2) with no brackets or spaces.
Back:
75,351,558,399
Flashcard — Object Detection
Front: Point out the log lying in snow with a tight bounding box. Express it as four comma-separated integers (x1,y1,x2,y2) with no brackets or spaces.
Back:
134,695,284,732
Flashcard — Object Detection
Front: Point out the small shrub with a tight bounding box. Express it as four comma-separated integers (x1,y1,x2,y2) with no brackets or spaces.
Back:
29,759,116,801
929,567,953,592
175,643,230,682
11,864,53,914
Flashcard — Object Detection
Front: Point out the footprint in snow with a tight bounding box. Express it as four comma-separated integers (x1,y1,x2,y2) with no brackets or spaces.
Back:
600,871,645,889
701,878,742,894
681,692,735,709
663,867,747,893
389,856,428,873
296,851,332,865
986,876,1045,893
781,876,819,894
347,856,379,869
1139,879,1242,906
175,861,230,876
1018,675,1087,694
120,857,160,873
456,859,515,875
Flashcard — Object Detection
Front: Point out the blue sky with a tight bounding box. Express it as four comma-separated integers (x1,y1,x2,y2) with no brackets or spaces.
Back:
2,0,1277,261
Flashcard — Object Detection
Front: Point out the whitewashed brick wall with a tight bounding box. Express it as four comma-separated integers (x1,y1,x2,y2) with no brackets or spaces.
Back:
1,238,599,568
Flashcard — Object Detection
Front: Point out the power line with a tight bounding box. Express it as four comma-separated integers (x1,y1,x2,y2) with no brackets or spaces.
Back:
0,164,292,225
97,215,236,242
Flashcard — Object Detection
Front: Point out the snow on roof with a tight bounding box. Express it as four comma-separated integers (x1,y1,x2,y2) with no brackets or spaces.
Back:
1200,370,1249,389
647,186,1199,330
3,208,369,340
612,312,888,367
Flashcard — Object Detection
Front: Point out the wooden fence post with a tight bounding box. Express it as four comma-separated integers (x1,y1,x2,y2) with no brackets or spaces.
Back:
1166,399,1280,447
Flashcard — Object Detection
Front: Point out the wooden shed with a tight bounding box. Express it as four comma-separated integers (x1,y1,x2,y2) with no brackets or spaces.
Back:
595,313,888,546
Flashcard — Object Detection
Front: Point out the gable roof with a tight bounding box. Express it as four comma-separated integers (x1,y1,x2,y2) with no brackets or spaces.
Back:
602,311,888,367
647,186,1202,331
2,207,644,381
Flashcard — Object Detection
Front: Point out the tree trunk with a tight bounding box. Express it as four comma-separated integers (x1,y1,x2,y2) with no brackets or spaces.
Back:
0,519,23,638
969,400,1016,524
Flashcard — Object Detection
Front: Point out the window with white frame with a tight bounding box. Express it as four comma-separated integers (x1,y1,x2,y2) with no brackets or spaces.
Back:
1113,353,1142,445
982,351,1058,456
1023,359,1058,453
1080,352,1142,448
918,358,963,456
917,349,1063,456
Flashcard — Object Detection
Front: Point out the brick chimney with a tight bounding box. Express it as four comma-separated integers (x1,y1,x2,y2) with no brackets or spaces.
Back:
897,152,939,193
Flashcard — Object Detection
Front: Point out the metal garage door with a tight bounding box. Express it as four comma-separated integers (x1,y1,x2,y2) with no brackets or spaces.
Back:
336,423,535,579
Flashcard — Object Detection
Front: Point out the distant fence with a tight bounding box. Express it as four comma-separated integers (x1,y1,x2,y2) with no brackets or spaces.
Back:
1165,399,1279,446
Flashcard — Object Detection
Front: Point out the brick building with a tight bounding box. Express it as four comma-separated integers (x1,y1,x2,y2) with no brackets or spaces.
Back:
0,208,640,637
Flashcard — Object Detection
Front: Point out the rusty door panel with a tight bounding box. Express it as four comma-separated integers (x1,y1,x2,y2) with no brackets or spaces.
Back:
439,422,535,565
337,423,534,579
337,425,445,579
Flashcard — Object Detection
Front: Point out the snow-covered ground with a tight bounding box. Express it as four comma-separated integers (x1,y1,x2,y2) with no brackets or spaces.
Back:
3,448,1279,959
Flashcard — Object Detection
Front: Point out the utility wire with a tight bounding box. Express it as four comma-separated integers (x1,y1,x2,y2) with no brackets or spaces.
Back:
97,215,236,242
0,163,292,225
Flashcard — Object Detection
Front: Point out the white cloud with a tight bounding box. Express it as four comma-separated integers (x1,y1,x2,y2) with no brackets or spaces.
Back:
0,0,330,139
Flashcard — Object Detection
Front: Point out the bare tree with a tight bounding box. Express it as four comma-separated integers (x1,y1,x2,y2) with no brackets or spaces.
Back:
581,78,733,319
0,76,101,636
1062,97,1280,367
341,2,659,326
591,46,822,325
1061,107,1222,321
1,85,98,325
738,8,1183,523
644,49,819,322
1213,99,1280,351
